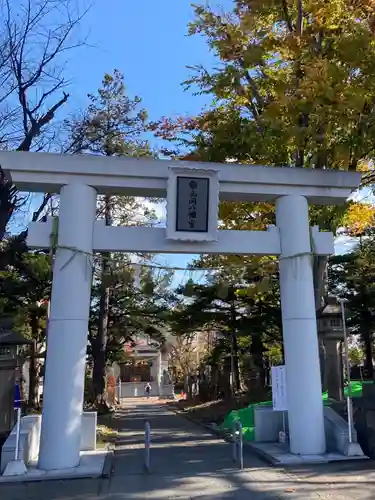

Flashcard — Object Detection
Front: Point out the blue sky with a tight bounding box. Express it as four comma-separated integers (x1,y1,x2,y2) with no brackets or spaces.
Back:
66,0,230,276
66,0,227,121
23,0,230,277
20,0,358,286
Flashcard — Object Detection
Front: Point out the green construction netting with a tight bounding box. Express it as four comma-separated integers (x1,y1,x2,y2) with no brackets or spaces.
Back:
220,380,371,441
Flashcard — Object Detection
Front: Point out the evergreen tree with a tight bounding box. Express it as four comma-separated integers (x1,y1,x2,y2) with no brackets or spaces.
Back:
329,232,375,378
87,263,171,396
171,263,281,398
0,238,51,406
67,71,156,405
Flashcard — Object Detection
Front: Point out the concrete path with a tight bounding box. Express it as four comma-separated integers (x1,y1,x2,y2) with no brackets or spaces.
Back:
1,399,375,499
107,399,375,499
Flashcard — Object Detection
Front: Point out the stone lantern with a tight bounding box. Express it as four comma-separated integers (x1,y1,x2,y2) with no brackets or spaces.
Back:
317,296,347,401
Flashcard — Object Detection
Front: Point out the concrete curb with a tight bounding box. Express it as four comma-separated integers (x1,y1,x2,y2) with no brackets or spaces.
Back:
0,451,112,483
166,404,220,434
168,406,373,468
167,403,274,466
0,471,107,484
101,445,115,478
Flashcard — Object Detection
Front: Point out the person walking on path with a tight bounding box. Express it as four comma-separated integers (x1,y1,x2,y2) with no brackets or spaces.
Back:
144,382,151,399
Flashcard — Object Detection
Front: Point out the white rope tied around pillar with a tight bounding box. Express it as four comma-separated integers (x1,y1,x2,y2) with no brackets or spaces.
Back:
278,227,318,282
278,226,316,261
50,217,93,280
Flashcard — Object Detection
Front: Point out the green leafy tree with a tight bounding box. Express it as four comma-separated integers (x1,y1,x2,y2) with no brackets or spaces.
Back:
150,1,375,323
155,0,375,172
348,346,364,367
88,267,169,360
86,262,172,403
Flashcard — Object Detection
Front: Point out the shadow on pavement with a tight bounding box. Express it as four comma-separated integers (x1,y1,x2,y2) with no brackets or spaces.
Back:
1,401,375,499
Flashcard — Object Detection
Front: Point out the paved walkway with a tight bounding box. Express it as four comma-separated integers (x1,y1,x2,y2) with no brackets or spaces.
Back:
1,399,375,499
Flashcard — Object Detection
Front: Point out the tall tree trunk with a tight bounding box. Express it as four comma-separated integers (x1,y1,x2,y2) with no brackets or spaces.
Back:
211,364,219,398
294,0,309,168
232,334,241,392
250,333,266,390
184,372,189,396
362,329,374,379
222,359,232,399
230,300,241,393
28,311,40,408
360,251,374,379
92,195,112,405
313,257,328,310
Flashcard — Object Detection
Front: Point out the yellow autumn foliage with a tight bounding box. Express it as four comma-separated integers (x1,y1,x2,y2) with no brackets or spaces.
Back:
187,0,375,172
342,202,375,235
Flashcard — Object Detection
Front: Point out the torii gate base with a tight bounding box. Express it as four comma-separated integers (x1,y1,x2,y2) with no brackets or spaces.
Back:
1,151,361,471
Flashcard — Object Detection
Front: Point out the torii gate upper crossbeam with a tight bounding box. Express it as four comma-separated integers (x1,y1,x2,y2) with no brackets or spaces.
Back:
0,150,361,204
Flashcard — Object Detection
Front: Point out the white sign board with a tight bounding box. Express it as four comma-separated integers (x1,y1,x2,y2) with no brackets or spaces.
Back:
271,365,288,412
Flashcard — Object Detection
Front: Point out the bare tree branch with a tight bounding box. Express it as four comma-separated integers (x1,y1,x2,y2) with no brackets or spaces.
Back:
0,0,90,239
16,91,69,151
3,0,87,152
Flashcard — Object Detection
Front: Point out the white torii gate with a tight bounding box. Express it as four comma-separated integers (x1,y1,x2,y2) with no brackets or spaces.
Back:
1,151,360,470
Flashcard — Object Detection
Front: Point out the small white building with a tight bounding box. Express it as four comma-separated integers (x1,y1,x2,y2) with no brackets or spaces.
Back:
110,334,174,398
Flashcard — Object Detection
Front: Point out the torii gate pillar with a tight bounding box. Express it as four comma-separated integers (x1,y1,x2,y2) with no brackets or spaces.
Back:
38,183,97,470
276,194,326,454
